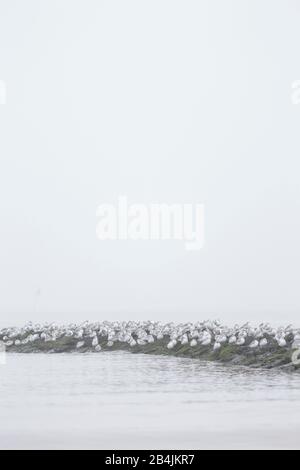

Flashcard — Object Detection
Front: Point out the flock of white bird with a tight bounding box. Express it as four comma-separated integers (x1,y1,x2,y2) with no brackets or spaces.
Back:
1,320,300,353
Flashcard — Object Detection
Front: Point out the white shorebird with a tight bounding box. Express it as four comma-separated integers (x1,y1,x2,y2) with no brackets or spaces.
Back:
278,337,287,348
1,320,298,358
293,332,300,342
180,334,189,345
215,334,227,345
229,336,237,344
201,336,211,346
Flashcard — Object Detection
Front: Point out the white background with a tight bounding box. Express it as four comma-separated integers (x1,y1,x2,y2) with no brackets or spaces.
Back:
0,0,300,325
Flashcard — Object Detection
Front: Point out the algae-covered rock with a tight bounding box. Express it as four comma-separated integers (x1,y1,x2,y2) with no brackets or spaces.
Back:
2,320,299,372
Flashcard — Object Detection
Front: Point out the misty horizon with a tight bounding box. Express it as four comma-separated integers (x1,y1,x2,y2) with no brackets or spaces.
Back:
1,0,300,327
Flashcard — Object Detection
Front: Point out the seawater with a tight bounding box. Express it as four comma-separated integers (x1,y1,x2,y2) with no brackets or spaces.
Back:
0,352,300,449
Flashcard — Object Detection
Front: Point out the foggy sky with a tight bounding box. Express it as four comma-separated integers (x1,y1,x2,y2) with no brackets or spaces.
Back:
1,0,300,326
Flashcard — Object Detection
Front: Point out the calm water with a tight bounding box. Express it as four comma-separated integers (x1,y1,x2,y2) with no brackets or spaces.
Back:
0,352,300,449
